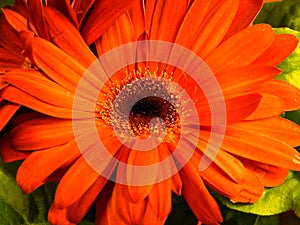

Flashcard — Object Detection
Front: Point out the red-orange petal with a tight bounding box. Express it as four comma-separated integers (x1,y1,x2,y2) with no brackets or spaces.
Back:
145,0,188,41
46,0,78,27
245,93,285,120
95,12,136,56
1,86,73,118
255,80,300,111
129,0,145,40
254,34,298,66
0,48,23,72
30,37,86,92
180,161,222,224
48,204,75,225
0,16,23,55
0,132,30,163
217,65,281,96
65,176,106,223
44,6,96,68
107,183,147,225
3,70,74,109
185,0,239,58
205,24,275,73
223,0,263,40
233,117,300,147
240,159,288,187
81,0,139,45
223,125,300,170
230,169,264,203
0,100,19,131
10,117,74,150
126,147,160,202
27,0,49,40
54,157,107,209
16,139,80,194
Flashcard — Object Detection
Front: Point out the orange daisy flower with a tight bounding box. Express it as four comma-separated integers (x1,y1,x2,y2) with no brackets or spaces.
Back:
1,0,300,225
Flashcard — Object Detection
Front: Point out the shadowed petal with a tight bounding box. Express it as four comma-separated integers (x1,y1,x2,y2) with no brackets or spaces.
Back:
16,139,81,194
44,6,96,67
81,0,139,45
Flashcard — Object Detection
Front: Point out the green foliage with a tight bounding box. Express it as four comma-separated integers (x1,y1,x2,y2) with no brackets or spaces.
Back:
274,28,300,89
255,0,300,31
213,172,300,217
0,160,55,225
0,0,14,8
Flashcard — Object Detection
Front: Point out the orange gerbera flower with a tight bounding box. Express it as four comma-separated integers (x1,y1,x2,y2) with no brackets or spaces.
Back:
1,0,300,225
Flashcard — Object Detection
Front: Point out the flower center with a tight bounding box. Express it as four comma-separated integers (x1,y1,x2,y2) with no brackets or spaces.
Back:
97,68,182,140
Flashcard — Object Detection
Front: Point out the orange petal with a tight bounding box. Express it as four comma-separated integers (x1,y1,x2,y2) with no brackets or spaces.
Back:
107,183,147,225
240,159,288,187
0,16,23,54
73,0,95,26
65,176,106,223
146,180,172,222
48,203,75,225
2,8,30,33
233,117,300,147
55,132,122,209
255,80,300,111
95,181,114,225
81,0,139,45
0,100,19,131
145,0,188,41
223,0,263,40
245,93,285,120
0,48,23,72
175,0,212,47
0,132,30,163
3,70,74,108
95,12,136,56
1,86,73,118
27,0,49,40
12,0,29,18
30,37,86,92
230,169,264,203
254,34,298,66
46,1,78,27
44,6,96,68
217,65,281,96
182,0,239,58
10,117,74,150
142,182,171,225
225,93,262,124
188,130,246,184
54,157,107,209
223,125,300,170
180,162,222,225
16,139,80,194
129,0,145,40
126,147,160,202
205,24,275,73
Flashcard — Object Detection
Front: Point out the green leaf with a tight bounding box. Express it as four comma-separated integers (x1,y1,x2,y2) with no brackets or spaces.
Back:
78,222,96,225
273,28,300,89
272,28,300,124
255,0,300,31
0,159,57,225
0,0,14,8
0,160,32,224
213,171,300,217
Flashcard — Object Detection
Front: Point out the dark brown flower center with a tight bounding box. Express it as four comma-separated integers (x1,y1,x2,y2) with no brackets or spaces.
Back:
97,68,182,140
